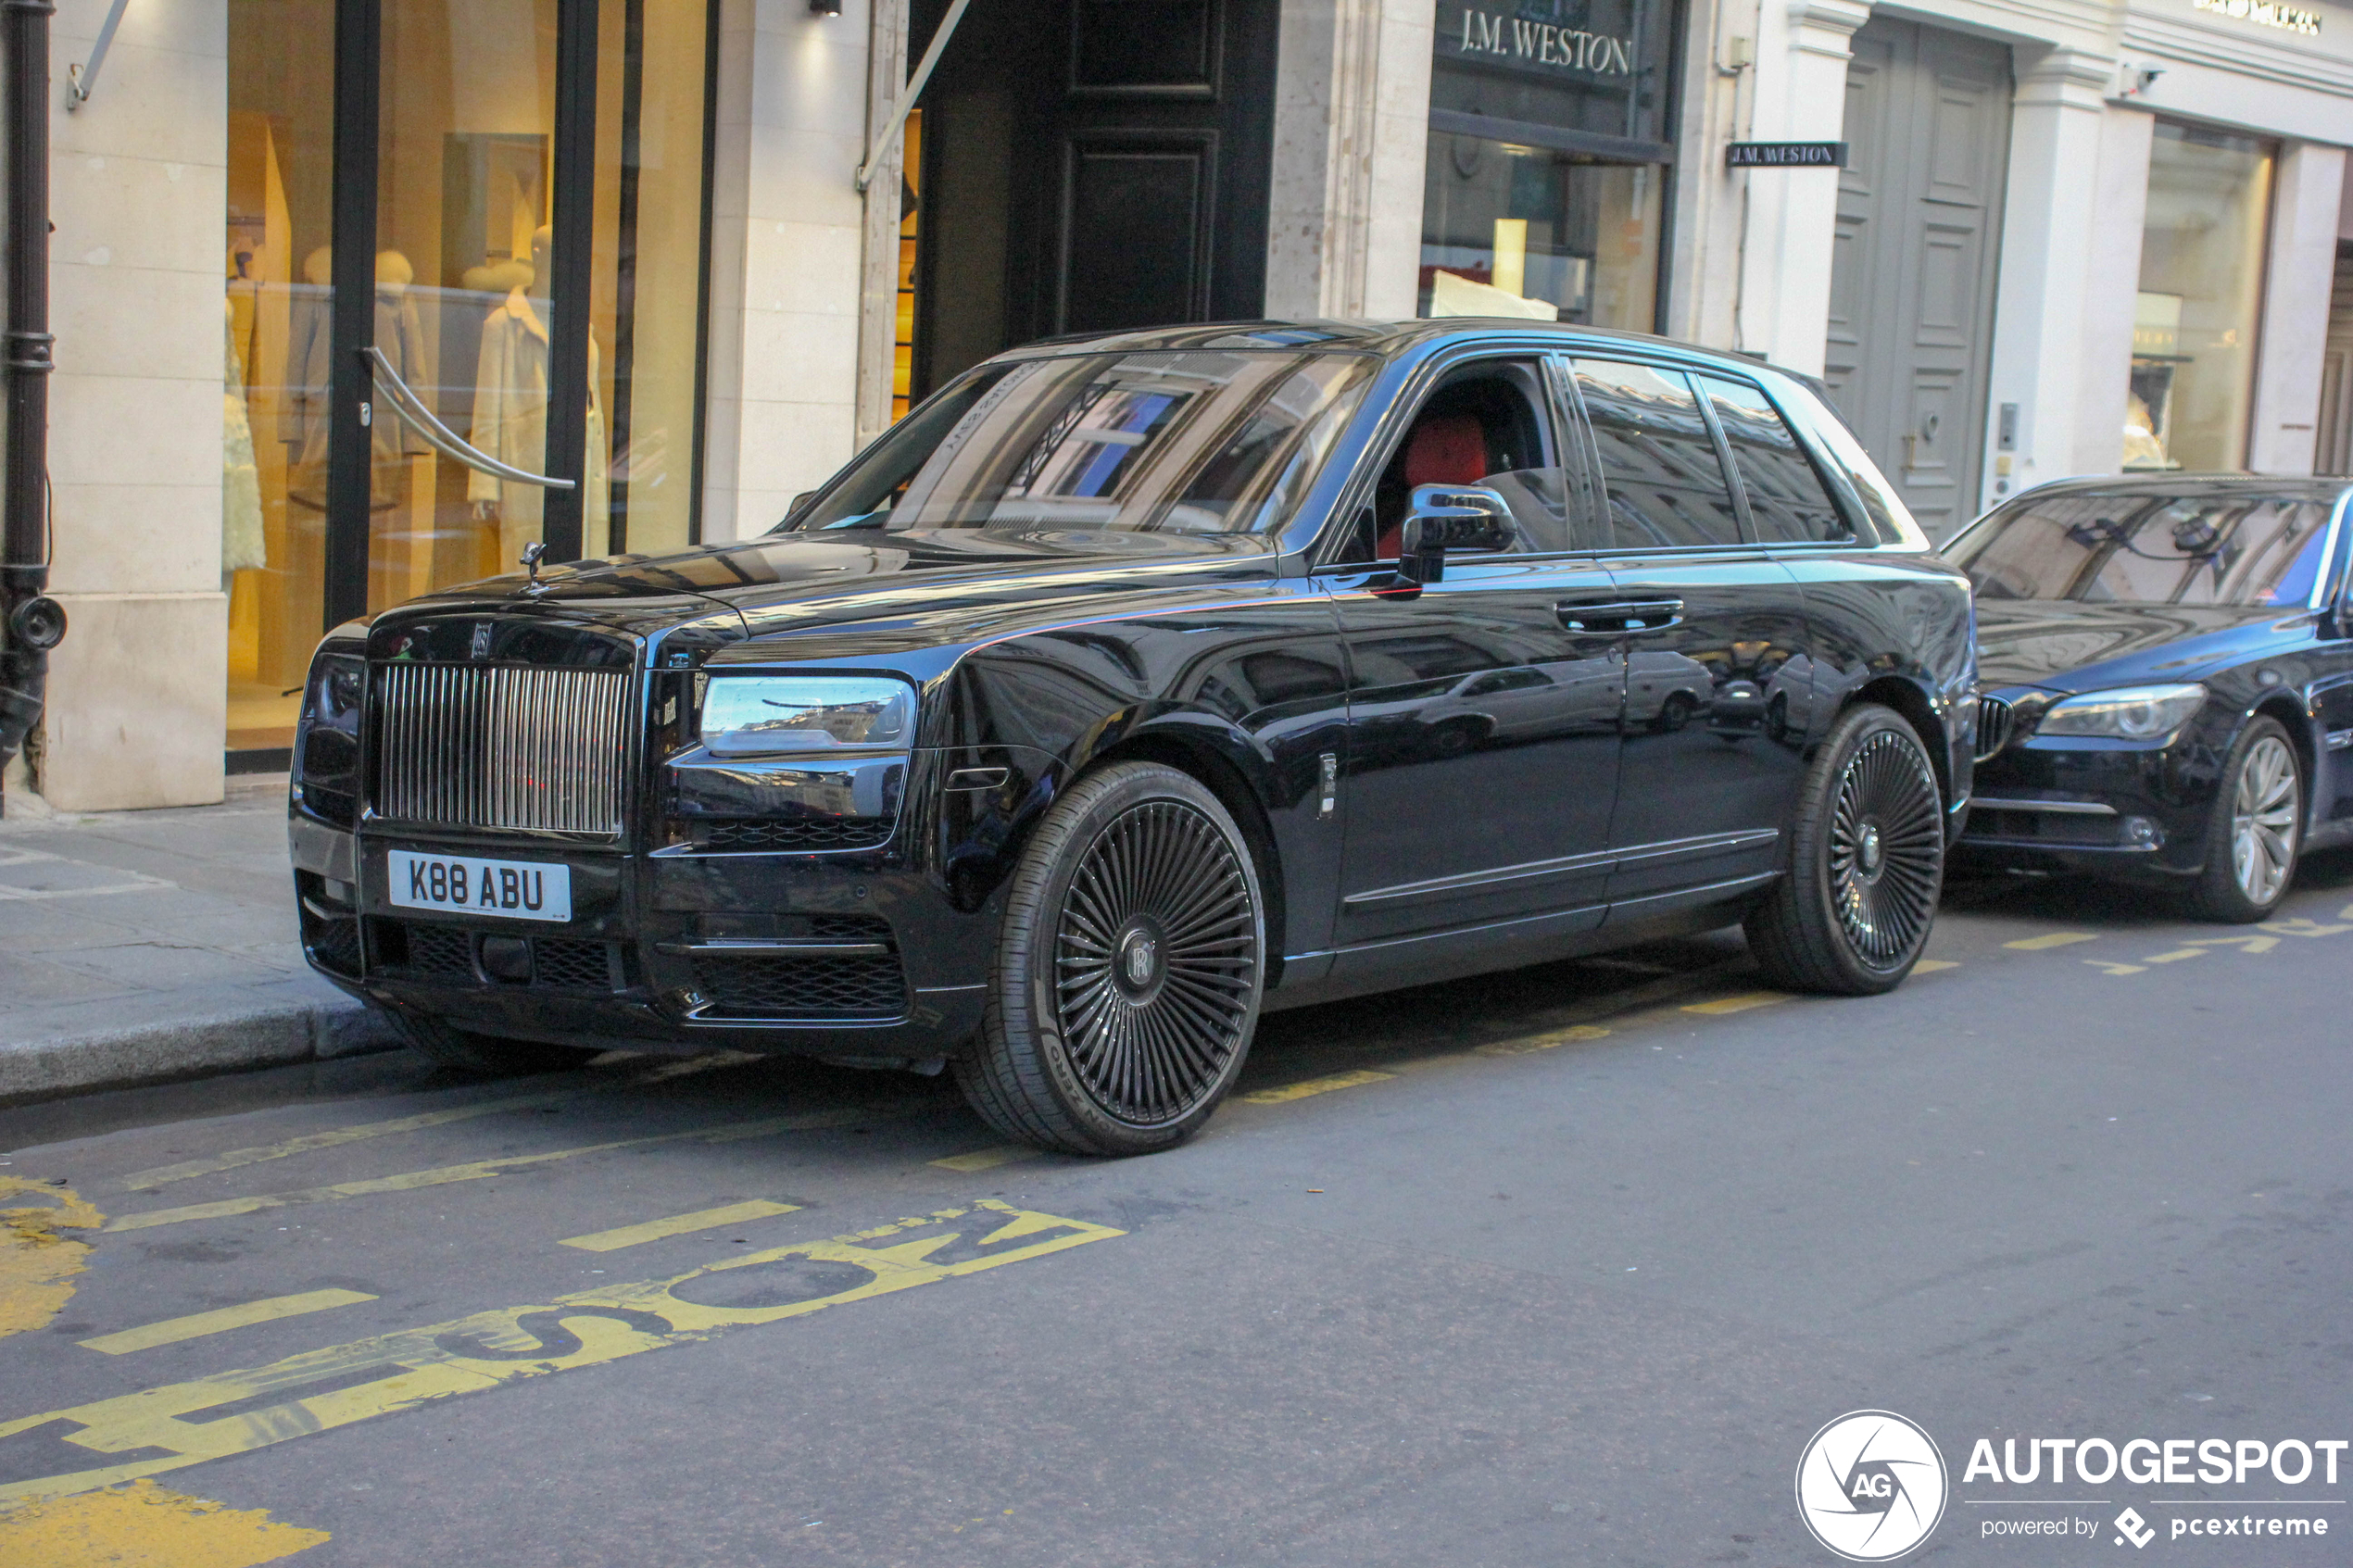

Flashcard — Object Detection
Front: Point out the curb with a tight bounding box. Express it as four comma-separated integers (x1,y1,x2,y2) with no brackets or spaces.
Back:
0,1000,402,1108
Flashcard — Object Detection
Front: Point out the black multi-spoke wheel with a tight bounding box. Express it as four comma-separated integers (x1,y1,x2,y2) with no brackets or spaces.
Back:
956,761,1265,1156
1746,704,1945,994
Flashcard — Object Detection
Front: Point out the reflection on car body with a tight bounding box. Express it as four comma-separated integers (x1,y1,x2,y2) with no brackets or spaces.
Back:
289,319,1975,1157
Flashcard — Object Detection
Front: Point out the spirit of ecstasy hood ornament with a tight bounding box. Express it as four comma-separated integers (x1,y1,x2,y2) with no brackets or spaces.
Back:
521,540,547,588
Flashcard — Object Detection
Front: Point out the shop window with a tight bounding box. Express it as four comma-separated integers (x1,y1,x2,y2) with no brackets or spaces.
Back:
2125,122,2274,472
1418,0,1672,329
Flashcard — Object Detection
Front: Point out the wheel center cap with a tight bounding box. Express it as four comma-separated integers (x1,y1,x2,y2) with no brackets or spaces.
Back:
1117,926,1163,997
1858,823,1884,876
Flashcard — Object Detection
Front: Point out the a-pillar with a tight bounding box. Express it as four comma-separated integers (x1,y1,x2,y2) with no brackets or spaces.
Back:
1733,0,1868,375
1977,46,2114,513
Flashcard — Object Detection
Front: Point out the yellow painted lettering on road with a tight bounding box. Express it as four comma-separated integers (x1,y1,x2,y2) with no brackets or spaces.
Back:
2004,932,2099,951
1912,959,1960,973
2184,935,2278,954
79,1291,378,1356
1477,1024,1610,1057
2269,917,2349,937
560,1199,803,1252
2143,949,2206,964
2083,960,2147,976
1239,1070,1395,1104
106,1105,916,1234
0,1480,328,1566
929,1147,1035,1173
1681,992,1793,1016
0,1178,105,1338
0,1200,1123,1506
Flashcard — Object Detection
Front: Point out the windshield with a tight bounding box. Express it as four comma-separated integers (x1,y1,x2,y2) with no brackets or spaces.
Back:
779,351,1374,537
1947,490,2335,607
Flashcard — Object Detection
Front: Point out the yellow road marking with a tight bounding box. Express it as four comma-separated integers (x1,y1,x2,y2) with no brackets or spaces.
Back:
2268,917,2348,937
1681,991,1792,1016
105,1105,914,1234
1912,959,1960,973
1477,1024,1610,1057
77,1291,380,1356
0,1480,328,1566
2184,935,2278,953
560,1199,803,1252
1239,1070,1395,1104
119,1054,758,1190
2004,932,2099,950
929,1147,1034,1173
0,1201,1121,1505
0,1178,105,1338
2084,960,2146,976
2143,949,2206,964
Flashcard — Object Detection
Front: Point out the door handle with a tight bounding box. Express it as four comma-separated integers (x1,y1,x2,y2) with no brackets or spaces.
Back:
1555,598,1684,633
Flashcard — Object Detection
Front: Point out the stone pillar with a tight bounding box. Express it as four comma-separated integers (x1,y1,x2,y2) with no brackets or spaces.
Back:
1731,0,1867,375
2247,142,2348,476
1265,0,1434,320
2068,106,2154,477
40,0,230,809
700,0,874,543
1977,45,2113,511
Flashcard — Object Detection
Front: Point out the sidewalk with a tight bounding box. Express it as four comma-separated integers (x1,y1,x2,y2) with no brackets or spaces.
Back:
0,775,396,1103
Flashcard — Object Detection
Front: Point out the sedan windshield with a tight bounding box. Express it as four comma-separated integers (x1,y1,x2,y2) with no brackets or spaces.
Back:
1948,490,2336,607
781,350,1375,537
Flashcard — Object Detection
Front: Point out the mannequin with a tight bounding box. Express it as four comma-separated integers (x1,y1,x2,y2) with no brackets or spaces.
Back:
369,249,430,462
468,226,610,562
222,298,267,577
281,247,428,506
282,245,334,475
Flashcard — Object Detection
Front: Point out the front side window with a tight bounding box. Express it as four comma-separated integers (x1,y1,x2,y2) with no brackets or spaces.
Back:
1571,360,1742,548
1949,491,2333,607
786,351,1374,536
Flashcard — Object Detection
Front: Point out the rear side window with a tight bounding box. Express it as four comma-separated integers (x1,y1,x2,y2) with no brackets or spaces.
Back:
1569,360,1743,549
1694,375,1854,544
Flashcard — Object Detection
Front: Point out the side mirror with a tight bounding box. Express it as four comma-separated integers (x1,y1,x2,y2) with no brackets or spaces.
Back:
1397,484,1513,588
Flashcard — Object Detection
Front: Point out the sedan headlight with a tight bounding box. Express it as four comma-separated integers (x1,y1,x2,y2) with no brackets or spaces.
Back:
2036,683,2207,740
699,676,914,756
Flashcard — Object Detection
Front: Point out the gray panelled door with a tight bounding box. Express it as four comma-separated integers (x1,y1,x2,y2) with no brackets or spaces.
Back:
1824,17,2011,542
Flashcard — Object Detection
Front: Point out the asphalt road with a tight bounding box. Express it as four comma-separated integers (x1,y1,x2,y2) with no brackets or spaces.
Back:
3,855,2349,1567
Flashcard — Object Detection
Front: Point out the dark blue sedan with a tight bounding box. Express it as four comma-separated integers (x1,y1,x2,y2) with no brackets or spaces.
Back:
1946,475,2353,921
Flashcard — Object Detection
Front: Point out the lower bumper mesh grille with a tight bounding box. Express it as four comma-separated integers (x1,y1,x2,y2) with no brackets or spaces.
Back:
692,931,908,1020
377,921,623,991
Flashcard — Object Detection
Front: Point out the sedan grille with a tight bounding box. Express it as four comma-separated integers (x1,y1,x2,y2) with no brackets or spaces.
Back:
1974,696,2016,761
374,665,631,833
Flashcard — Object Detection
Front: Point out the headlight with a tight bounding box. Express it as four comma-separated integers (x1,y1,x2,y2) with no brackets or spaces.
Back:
2036,683,2207,740
699,676,914,756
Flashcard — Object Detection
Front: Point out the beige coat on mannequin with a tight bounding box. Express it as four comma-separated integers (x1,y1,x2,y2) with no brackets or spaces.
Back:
467,286,610,564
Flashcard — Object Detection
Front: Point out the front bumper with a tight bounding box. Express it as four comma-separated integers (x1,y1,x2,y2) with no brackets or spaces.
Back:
1955,727,2221,880
290,746,1058,1063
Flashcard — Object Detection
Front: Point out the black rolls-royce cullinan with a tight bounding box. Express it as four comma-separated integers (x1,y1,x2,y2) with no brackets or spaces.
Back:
1947,474,2353,921
292,320,1977,1155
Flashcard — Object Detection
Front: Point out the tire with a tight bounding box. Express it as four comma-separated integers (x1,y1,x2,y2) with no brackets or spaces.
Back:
953,761,1265,1157
2183,716,2301,923
1652,692,1695,734
1744,703,1946,995
383,1007,602,1075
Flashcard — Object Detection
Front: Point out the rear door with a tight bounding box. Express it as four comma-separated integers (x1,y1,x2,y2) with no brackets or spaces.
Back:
1559,358,1817,917
1323,355,1625,959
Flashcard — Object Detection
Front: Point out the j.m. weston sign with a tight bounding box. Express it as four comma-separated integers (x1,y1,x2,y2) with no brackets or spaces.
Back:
1447,6,1637,77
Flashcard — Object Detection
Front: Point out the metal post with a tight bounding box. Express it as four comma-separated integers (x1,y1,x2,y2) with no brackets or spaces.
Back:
541,0,599,563
0,0,59,781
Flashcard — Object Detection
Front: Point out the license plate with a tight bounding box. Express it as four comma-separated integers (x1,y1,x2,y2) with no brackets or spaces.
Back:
386,850,573,922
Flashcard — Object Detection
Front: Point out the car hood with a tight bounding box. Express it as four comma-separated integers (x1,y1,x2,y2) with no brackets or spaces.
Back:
1974,598,2310,693
370,527,1280,652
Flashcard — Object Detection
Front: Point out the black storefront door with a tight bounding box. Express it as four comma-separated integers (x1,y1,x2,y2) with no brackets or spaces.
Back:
908,0,1277,397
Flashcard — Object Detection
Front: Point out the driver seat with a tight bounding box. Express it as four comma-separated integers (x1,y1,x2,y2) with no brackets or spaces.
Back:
1377,413,1491,558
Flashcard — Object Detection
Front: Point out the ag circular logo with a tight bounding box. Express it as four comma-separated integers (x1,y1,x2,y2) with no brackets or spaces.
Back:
1795,1410,1948,1561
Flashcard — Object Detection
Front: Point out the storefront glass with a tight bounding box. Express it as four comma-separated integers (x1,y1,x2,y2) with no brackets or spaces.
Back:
226,0,710,760
2124,121,2274,471
1420,0,1673,328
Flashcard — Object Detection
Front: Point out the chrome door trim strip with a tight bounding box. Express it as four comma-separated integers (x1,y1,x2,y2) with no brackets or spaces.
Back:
1970,797,2118,816
1607,827,1781,865
1604,870,1781,917
1341,847,1617,908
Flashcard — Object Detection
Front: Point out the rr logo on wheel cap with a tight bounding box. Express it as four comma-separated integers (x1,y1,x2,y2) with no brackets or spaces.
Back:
1123,932,1159,985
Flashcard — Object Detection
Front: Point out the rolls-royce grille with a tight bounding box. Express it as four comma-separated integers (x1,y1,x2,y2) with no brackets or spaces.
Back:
685,817,895,851
374,664,631,833
1975,696,2016,761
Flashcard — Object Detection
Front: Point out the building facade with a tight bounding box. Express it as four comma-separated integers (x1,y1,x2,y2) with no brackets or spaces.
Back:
12,0,2352,812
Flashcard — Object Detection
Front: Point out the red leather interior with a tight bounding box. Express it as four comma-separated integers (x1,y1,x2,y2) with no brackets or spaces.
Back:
1403,415,1490,488
1378,413,1490,557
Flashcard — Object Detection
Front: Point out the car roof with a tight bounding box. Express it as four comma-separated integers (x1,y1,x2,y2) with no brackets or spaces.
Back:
995,317,1822,388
